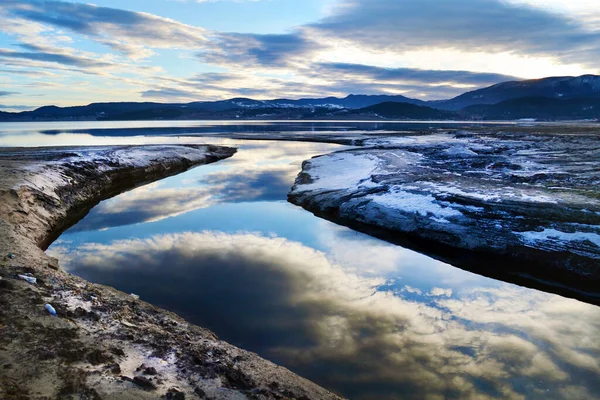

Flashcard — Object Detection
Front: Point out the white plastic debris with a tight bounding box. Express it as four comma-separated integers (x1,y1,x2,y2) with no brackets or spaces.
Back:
18,274,37,284
121,320,137,328
45,304,57,316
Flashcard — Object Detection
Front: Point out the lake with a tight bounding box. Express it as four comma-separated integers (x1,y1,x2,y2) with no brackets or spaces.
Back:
2,121,599,399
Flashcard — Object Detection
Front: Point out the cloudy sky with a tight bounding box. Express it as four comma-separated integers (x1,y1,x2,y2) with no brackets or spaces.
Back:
1,0,599,110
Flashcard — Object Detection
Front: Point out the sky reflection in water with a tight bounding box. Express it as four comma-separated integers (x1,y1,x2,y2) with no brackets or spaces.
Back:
0,120,512,148
48,139,600,400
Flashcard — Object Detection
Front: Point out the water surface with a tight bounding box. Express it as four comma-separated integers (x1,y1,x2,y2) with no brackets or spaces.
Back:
43,137,600,400
0,120,514,147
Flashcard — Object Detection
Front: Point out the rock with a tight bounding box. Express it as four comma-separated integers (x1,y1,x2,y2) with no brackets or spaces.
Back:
132,376,157,391
73,307,88,318
0,278,15,291
166,388,185,400
194,387,206,398
109,346,125,357
109,363,121,374
47,257,59,270
143,367,158,375
87,311,101,321
86,350,113,366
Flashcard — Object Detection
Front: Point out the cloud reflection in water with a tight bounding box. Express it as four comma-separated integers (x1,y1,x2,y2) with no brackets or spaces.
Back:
67,140,342,232
51,230,600,400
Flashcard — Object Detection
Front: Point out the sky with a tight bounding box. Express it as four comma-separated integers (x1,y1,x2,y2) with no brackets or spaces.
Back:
1,0,599,110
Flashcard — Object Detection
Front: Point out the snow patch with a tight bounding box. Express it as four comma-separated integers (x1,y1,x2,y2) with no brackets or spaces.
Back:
298,152,380,191
518,229,600,248
367,187,463,219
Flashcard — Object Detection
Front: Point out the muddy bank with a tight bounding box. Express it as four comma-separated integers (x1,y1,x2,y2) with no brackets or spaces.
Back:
289,130,600,305
0,144,342,400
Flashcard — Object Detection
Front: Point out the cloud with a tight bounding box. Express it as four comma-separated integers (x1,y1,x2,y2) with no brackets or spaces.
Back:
2,0,598,106
312,63,518,87
66,182,214,232
141,88,201,101
140,62,515,101
0,68,56,77
197,168,295,202
66,140,339,231
0,0,208,58
50,230,600,399
200,31,320,68
310,0,600,66
0,47,111,68
0,91,18,97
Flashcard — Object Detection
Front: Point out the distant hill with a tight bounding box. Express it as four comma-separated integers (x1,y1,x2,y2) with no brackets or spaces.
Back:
0,95,428,122
460,96,600,120
289,94,428,109
351,102,458,120
3,74,600,121
191,94,428,110
431,75,600,110
0,102,184,121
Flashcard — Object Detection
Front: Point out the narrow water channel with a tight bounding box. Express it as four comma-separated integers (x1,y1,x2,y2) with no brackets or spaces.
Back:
48,138,600,400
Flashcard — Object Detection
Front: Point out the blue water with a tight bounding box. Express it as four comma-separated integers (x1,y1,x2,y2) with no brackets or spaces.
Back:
2,122,595,400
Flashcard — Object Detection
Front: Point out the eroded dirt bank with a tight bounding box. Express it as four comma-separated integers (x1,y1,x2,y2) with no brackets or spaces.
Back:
0,144,342,400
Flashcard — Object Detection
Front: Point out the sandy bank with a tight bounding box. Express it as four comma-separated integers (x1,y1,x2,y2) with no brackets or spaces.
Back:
0,144,342,400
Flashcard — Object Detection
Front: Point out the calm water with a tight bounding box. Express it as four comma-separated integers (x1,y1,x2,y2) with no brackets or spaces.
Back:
0,120,515,147
2,122,599,399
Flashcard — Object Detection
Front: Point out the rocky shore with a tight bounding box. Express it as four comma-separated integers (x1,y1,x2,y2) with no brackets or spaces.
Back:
289,130,600,305
0,144,342,400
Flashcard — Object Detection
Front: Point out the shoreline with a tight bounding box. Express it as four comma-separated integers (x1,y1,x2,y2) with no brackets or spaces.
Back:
0,144,342,399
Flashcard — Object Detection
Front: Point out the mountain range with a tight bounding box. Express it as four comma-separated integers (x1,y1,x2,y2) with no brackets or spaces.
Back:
2,75,600,122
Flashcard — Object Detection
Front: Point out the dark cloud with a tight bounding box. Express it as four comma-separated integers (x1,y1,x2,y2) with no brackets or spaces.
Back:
200,32,320,67
303,80,471,99
311,0,600,65
190,72,242,84
313,63,518,86
0,91,18,97
0,48,110,68
10,1,146,34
